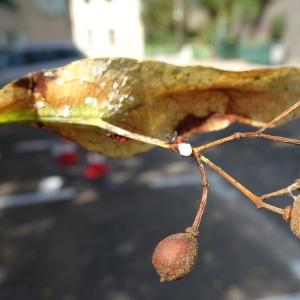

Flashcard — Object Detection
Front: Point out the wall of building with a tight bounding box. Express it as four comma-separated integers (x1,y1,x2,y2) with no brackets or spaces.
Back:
0,0,71,46
70,0,144,58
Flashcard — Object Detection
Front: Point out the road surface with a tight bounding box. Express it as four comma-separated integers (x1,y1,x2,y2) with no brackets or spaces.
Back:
0,119,299,300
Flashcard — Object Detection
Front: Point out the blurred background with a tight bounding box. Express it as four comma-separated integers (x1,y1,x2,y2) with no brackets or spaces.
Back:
0,1,300,300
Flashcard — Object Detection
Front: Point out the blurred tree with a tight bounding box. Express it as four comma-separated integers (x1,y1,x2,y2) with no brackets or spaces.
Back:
195,0,270,19
142,0,174,44
191,0,219,17
173,0,185,48
142,0,273,56
269,13,286,42
188,0,273,58
195,0,271,33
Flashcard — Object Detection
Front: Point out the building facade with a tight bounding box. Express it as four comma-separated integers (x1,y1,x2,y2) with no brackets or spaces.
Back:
70,0,144,58
0,0,71,47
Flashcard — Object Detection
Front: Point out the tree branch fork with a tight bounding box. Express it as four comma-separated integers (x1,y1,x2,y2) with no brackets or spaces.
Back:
170,100,300,228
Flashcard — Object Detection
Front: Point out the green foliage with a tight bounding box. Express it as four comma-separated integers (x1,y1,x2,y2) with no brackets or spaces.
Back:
142,0,272,54
145,38,177,56
269,13,286,41
142,0,174,44
235,0,265,23
196,0,269,19
196,0,270,33
191,0,219,17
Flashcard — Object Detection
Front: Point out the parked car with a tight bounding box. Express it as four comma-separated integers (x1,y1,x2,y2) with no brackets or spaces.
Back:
0,42,84,87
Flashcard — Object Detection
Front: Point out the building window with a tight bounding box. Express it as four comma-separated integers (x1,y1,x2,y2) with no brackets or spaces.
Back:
108,29,115,46
88,29,93,46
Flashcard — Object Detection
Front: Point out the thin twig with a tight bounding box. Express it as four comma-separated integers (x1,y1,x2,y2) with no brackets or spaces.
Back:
260,180,300,201
14,99,299,153
256,100,300,134
194,100,300,153
191,151,209,230
200,155,285,216
35,116,171,149
192,101,299,218
257,133,300,145
194,131,300,153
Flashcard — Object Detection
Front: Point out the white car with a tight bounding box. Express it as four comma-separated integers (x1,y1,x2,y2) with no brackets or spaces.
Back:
0,43,84,87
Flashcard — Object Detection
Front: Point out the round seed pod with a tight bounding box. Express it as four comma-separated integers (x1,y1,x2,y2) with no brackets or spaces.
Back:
152,232,198,282
290,195,300,238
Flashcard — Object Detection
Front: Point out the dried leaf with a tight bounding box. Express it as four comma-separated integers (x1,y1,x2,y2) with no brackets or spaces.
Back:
0,58,299,157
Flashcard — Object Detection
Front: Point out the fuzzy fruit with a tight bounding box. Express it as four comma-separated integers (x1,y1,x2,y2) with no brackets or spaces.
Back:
290,195,300,238
152,231,198,282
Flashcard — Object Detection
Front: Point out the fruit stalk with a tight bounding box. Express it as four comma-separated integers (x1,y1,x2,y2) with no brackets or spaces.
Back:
190,151,209,231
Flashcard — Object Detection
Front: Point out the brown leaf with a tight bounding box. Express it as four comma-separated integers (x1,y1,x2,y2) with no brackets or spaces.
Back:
0,57,299,157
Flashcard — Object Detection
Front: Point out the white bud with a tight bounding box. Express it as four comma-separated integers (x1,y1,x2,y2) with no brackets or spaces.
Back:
178,143,192,157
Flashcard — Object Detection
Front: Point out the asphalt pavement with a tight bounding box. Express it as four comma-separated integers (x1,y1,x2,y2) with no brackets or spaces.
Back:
0,118,299,300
